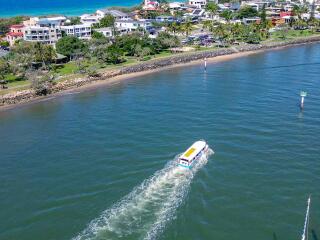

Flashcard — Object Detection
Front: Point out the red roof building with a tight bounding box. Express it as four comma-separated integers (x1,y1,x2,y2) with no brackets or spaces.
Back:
280,11,293,18
6,24,24,46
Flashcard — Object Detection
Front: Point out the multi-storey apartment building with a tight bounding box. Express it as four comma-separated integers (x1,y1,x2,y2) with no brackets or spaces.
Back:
23,16,65,45
61,24,92,39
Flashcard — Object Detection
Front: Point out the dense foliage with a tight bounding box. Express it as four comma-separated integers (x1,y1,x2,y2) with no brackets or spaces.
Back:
56,36,87,59
237,6,259,19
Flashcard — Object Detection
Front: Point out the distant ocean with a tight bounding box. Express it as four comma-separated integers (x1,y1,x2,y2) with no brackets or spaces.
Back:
0,0,142,18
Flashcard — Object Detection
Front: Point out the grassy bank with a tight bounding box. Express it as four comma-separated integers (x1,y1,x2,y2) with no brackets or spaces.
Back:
1,33,320,99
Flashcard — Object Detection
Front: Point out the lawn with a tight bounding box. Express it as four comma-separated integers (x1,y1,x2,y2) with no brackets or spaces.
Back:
270,29,320,41
54,62,78,75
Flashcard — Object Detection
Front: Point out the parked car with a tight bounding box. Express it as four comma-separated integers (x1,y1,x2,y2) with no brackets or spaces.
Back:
0,46,9,51
294,26,308,30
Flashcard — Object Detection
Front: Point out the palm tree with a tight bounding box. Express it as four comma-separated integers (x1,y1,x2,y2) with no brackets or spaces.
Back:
230,23,244,41
292,5,308,20
212,23,228,46
205,2,219,35
167,22,180,36
181,20,195,36
220,10,233,22
202,20,214,32
34,42,56,69
206,2,219,21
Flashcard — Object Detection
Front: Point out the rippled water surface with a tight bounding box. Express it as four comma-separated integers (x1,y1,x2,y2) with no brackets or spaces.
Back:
0,0,140,17
0,44,320,240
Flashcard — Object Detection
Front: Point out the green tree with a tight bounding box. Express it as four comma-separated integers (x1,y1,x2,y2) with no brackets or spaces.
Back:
56,36,86,59
8,41,35,77
133,44,152,60
0,41,9,47
260,4,267,28
68,17,81,25
206,2,219,20
106,45,125,64
0,58,10,82
155,32,180,49
230,23,244,41
202,20,214,32
30,71,55,95
212,23,229,46
92,46,109,65
34,42,56,68
237,6,258,19
98,14,115,28
167,22,180,36
220,10,233,22
242,24,261,43
92,31,106,39
181,20,195,36
115,33,156,56
292,5,308,20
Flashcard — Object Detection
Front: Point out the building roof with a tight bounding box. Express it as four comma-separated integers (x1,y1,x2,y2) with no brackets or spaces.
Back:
10,24,24,28
97,9,129,17
7,32,23,37
95,27,113,31
116,19,151,23
61,23,92,29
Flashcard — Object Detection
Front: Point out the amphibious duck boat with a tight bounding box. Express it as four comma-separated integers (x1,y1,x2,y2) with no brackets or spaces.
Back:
178,140,209,169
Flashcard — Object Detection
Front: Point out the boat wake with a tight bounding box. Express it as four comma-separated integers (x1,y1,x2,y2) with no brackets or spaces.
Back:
73,148,213,240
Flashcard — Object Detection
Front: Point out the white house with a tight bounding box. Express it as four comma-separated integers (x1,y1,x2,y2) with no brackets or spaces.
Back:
143,0,160,10
169,2,185,10
242,16,261,24
155,15,175,22
61,24,92,39
189,0,207,8
96,9,130,20
24,16,67,27
115,19,152,32
95,27,128,37
80,14,101,25
242,2,260,11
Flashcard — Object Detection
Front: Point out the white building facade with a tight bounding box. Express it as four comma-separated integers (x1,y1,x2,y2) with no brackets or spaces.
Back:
23,26,62,44
115,20,153,32
61,24,92,39
23,16,65,45
96,9,131,20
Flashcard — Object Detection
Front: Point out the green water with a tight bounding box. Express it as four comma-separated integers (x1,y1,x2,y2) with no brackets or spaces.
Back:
0,44,320,240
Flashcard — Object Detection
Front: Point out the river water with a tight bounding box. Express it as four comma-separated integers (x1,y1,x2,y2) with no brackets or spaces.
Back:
0,44,319,240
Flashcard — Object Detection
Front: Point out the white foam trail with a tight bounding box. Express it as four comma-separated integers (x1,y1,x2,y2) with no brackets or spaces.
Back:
73,149,213,240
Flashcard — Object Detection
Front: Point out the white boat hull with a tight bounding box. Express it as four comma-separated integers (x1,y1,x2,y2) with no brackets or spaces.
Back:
178,141,209,169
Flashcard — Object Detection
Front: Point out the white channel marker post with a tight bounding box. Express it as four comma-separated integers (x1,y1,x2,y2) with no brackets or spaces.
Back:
204,58,207,72
300,91,307,109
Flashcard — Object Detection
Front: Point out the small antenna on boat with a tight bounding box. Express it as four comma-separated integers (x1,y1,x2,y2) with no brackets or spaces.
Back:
301,195,311,240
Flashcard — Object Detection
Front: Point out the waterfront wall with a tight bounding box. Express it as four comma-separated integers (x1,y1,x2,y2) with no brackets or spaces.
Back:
1,35,320,107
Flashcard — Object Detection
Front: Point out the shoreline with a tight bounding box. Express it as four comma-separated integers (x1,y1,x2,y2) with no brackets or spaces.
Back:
1,35,320,111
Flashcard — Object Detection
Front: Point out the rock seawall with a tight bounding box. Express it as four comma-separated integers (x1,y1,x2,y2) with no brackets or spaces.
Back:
1,36,320,108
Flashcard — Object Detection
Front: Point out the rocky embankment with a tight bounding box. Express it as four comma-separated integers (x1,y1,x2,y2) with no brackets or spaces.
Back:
1,35,320,108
